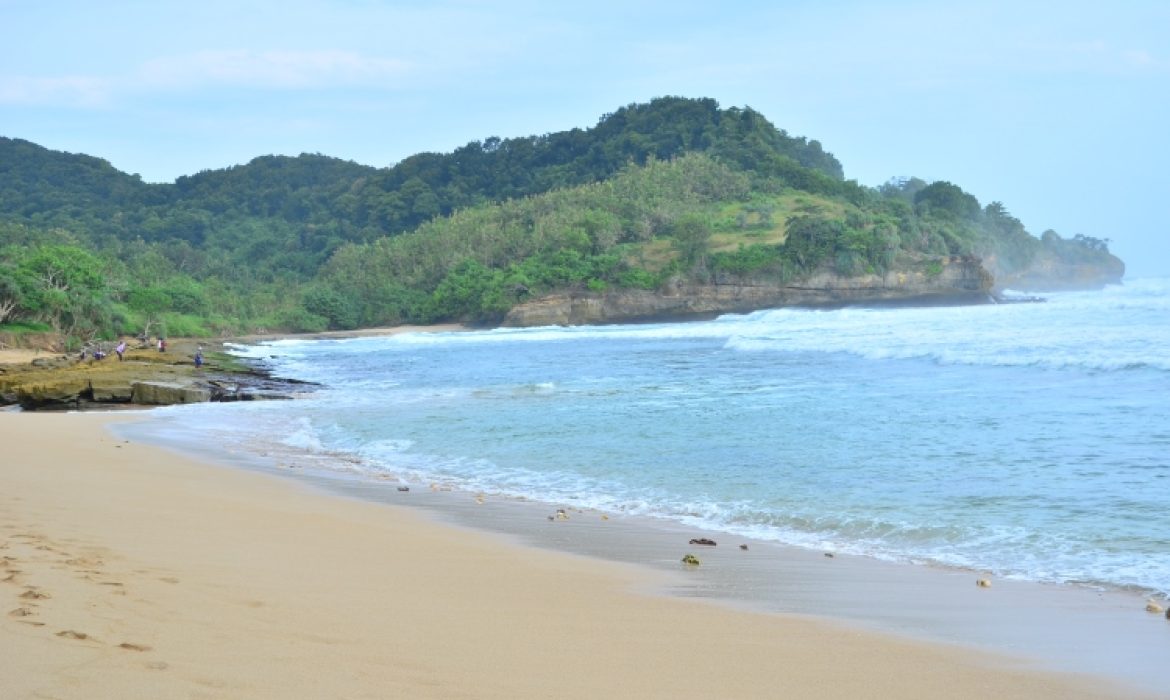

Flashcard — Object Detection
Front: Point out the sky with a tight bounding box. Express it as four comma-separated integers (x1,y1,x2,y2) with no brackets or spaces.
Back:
2,0,1167,275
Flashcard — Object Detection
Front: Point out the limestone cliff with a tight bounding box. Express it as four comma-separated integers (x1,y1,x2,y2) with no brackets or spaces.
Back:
502,256,993,327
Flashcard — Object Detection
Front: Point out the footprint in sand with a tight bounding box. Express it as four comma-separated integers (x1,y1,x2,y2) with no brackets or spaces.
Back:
56,630,91,640
159,577,180,584
19,588,51,600
65,557,105,569
8,607,35,618
119,642,152,652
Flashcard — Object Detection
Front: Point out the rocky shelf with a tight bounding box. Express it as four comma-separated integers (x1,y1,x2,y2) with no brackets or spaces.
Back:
0,339,315,411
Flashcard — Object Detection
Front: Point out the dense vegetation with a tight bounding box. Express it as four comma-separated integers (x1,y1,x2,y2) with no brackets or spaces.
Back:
0,97,1118,346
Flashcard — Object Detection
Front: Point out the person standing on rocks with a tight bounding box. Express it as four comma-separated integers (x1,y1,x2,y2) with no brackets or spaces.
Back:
115,340,126,361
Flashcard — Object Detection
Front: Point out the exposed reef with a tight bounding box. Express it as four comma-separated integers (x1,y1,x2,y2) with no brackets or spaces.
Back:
0,340,313,411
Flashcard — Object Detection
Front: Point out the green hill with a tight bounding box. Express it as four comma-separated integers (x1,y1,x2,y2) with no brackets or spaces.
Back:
0,97,1123,345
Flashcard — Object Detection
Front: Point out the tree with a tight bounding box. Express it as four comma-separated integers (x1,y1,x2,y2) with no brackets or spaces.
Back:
670,214,713,268
878,176,928,203
126,285,173,339
17,245,110,338
302,284,359,330
914,181,981,221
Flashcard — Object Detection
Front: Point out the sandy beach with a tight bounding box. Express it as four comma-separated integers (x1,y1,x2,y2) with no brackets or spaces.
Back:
0,411,1158,699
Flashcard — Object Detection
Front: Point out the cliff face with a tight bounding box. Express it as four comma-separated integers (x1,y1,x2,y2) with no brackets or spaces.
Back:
989,250,1126,292
502,256,993,327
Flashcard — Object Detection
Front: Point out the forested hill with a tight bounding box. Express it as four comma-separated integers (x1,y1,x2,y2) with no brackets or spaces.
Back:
1,97,842,242
0,96,1122,346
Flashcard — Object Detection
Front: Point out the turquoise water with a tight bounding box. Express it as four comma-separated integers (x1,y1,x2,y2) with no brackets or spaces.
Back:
135,278,1170,596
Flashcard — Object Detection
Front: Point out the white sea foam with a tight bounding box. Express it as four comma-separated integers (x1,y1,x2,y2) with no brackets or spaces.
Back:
195,279,1170,595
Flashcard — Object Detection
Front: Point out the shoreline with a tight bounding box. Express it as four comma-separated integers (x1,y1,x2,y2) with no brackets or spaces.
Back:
116,408,1170,698
3,410,1161,699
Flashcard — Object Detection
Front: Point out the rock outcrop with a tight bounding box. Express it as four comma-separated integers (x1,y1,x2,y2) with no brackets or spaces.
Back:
0,340,310,410
130,381,212,405
503,256,992,327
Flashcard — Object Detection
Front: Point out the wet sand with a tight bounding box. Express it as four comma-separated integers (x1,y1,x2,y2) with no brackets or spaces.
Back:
1,411,1162,699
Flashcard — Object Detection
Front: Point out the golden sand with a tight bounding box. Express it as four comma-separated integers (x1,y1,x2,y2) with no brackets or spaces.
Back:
0,412,1149,699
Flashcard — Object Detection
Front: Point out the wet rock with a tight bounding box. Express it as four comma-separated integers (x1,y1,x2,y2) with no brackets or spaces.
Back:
130,381,211,405
689,538,717,546
1,338,316,411
14,379,90,409
88,380,134,403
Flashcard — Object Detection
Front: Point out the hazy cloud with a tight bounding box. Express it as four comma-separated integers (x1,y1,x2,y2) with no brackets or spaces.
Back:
1021,39,1168,75
137,49,414,90
0,75,112,107
0,48,416,108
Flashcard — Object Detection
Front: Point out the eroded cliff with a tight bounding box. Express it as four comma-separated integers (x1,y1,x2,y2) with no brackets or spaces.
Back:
503,256,993,327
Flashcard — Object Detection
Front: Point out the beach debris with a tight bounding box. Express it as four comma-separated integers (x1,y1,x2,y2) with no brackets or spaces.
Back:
689,538,717,546
555,509,570,520
600,514,609,520
397,486,410,492
1165,608,1170,620
475,495,485,504
976,578,992,588
547,515,555,521
1144,601,1164,614
739,544,749,550
681,553,701,566
823,552,835,558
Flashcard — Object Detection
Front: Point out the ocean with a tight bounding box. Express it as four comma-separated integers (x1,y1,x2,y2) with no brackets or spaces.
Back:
127,277,1170,598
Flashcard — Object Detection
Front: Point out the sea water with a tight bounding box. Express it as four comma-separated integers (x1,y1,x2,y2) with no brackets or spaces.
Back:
130,277,1170,597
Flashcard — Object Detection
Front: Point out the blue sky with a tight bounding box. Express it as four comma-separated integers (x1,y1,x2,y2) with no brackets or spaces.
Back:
3,0,1167,275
